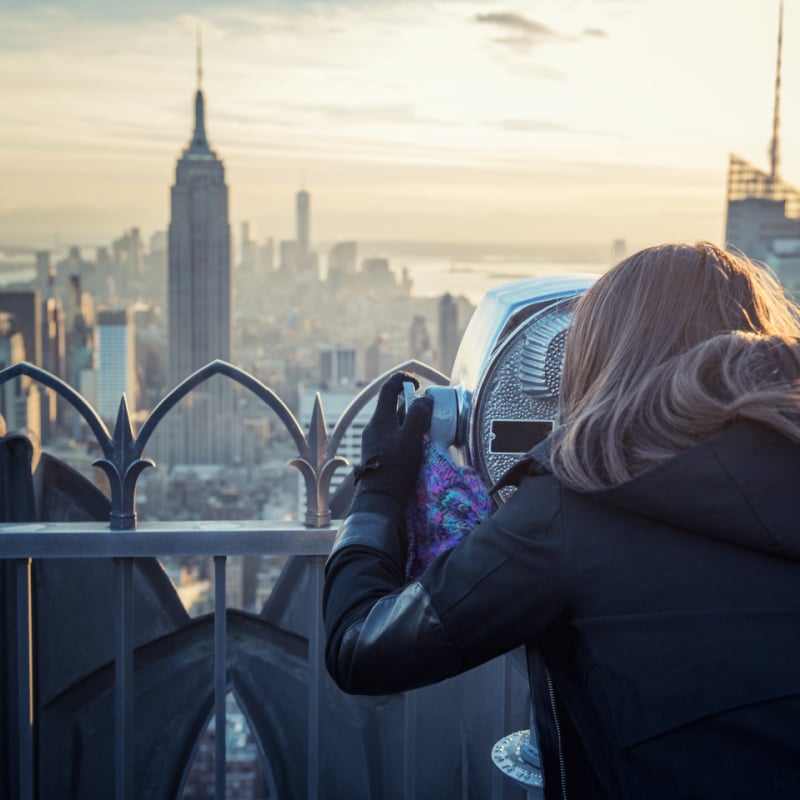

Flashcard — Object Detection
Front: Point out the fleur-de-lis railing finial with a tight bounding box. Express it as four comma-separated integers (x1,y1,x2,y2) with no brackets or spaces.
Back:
290,394,347,527
92,396,155,530
0,361,154,529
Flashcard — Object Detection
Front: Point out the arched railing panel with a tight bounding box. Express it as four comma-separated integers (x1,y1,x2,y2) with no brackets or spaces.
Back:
0,362,112,452
0,359,445,530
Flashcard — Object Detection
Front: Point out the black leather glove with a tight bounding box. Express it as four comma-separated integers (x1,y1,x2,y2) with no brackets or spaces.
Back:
349,372,433,516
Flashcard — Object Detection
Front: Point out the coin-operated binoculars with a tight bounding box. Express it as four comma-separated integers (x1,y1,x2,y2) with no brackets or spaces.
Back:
406,273,595,501
406,273,596,793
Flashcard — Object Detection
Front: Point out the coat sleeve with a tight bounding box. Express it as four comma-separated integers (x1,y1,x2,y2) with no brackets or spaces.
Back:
323,475,568,695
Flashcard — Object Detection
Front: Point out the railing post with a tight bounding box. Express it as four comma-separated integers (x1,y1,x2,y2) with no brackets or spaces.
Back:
492,657,512,800
403,691,417,799
307,556,325,800
214,556,227,800
15,558,34,800
114,557,134,800
502,658,514,800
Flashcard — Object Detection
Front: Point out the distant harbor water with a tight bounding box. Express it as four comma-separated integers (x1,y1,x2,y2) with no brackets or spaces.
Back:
0,246,610,307
394,255,605,304
0,263,35,286
357,240,611,304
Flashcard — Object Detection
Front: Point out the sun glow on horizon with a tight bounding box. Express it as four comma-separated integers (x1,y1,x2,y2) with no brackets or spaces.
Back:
0,0,797,250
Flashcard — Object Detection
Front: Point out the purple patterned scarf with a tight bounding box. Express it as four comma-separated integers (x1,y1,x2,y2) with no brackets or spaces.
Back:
405,438,492,580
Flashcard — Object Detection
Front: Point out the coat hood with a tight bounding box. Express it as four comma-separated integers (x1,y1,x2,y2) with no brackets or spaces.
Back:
592,420,800,563
498,420,800,563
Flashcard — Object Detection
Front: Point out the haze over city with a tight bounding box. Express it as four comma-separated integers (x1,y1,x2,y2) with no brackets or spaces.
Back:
2,0,798,256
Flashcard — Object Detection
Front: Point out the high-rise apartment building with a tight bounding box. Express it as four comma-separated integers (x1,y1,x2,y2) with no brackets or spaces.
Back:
166,47,234,464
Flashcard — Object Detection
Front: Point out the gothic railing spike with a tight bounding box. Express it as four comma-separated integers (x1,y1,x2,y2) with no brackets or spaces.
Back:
289,394,348,528
92,395,155,530
307,394,328,460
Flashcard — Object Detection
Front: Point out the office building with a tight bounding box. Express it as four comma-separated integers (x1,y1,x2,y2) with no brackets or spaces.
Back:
296,190,310,268
36,251,53,294
361,257,396,291
327,241,357,288
296,388,376,517
409,314,432,362
0,290,42,367
166,44,234,464
0,315,41,441
438,293,459,376
41,295,66,439
319,345,358,388
279,240,298,273
239,221,257,270
724,3,800,268
364,332,394,381
96,309,137,423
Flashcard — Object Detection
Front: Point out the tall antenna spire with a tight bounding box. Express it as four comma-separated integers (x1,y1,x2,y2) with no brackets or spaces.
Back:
196,23,203,89
769,0,783,182
189,24,209,152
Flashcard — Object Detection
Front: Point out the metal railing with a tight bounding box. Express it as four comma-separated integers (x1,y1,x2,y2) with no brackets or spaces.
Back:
0,360,527,800
3,521,334,800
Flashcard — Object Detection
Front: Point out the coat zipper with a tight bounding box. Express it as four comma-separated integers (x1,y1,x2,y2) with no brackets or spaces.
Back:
543,662,568,800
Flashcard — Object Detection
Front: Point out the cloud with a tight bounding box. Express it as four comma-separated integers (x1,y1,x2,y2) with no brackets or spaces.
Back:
488,119,620,139
474,12,559,38
474,10,572,53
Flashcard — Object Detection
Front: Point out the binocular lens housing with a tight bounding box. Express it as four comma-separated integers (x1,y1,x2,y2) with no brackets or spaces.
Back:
402,382,468,448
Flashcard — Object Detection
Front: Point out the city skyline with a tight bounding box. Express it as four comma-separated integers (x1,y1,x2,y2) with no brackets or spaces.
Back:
1,0,798,254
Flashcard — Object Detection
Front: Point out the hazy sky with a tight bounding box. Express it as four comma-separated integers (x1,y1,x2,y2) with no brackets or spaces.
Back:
1,0,797,254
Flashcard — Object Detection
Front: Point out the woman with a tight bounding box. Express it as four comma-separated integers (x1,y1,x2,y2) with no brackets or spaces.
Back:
323,242,800,799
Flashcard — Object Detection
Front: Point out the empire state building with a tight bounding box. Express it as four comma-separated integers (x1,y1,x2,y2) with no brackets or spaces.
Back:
166,51,234,465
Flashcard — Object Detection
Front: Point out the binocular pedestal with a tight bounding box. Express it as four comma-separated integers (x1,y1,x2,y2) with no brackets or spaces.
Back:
491,727,544,796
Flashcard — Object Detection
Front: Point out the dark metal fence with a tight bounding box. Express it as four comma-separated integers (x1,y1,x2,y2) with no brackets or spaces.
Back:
0,360,528,800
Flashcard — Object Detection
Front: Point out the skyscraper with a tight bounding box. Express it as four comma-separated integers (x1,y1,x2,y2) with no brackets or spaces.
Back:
96,309,137,424
296,189,310,268
0,314,41,441
438,293,459,376
327,241,357,289
724,1,800,266
166,42,234,464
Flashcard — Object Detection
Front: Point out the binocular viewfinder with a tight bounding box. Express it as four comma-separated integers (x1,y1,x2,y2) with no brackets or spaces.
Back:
405,274,596,501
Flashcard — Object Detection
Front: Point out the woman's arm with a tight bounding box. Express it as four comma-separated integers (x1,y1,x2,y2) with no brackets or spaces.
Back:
323,507,462,694
323,474,567,695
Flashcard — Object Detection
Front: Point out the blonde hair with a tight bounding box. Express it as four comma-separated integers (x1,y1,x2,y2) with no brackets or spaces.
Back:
551,242,800,491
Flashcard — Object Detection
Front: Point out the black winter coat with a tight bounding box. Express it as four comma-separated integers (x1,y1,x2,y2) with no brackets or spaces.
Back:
323,420,800,799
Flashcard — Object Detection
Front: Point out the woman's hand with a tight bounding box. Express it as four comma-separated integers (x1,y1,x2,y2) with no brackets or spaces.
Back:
352,372,433,512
